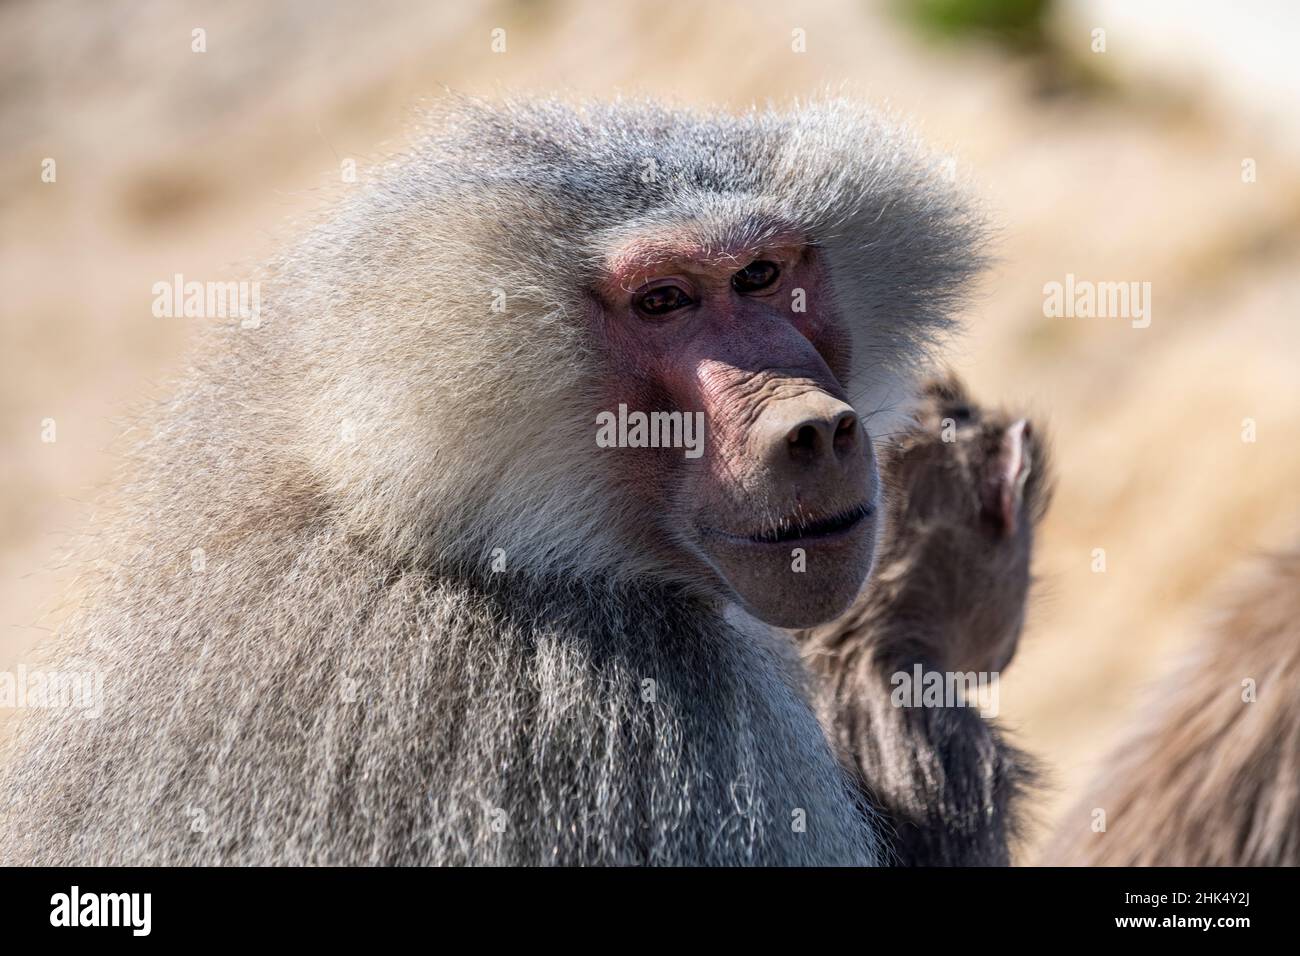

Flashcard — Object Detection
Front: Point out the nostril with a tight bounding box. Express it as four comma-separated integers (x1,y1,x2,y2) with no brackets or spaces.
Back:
833,411,859,454
775,400,860,469
788,423,822,461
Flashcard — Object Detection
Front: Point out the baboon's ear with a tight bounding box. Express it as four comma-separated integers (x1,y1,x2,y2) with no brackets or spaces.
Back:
918,369,970,408
913,370,975,433
980,419,1032,538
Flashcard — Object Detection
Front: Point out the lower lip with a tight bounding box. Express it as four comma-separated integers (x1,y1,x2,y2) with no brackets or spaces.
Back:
702,506,873,548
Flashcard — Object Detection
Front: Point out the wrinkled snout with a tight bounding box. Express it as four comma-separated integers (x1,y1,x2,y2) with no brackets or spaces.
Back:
757,391,863,478
695,384,880,629
745,390,876,524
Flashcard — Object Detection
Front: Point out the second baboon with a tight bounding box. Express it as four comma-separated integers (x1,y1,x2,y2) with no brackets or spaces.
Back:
1044,547,1300,866
797,374,1053,864
1,96,1032,866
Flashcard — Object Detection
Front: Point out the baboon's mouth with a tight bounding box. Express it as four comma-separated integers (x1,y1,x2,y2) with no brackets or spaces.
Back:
706,502,875,546
750,503,875,544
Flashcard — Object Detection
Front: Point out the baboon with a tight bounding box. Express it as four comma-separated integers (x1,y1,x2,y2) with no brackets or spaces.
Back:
1044,547,1300,866
797,374,1052,864
1,96,1027,865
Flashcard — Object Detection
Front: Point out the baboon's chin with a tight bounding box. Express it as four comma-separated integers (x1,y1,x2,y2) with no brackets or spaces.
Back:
700,514,878,629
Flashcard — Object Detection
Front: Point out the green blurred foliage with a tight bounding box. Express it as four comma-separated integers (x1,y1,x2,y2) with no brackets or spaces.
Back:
898,0,1052,50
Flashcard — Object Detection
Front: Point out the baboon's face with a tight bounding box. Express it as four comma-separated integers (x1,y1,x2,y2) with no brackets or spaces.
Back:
594,237,879,628
894,381,1041,544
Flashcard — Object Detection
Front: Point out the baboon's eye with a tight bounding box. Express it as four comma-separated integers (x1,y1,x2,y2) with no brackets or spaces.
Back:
634,284,695,317
731,260,780,294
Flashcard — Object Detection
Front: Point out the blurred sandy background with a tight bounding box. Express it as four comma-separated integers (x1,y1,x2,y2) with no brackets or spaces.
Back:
2,0,1298,860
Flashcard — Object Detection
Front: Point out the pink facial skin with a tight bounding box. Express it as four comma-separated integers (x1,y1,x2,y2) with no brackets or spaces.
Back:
591,236,880,628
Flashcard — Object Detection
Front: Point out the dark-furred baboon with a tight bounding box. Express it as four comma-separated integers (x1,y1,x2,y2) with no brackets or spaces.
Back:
1,96,1026,866
797,374,1052,864
1044,548,1300,866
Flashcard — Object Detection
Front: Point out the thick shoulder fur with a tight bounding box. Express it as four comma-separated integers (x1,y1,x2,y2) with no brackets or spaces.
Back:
2,535,877,865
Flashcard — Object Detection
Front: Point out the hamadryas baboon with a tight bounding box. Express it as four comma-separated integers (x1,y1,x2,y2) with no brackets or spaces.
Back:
1044,547,1300,866
797,373,1052,864
0,96,1040,866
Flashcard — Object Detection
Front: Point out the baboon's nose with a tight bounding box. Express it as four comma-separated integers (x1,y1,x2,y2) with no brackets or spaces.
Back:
760,393,862,473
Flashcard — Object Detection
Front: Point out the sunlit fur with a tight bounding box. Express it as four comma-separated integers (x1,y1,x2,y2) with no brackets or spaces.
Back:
0,96,985,865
